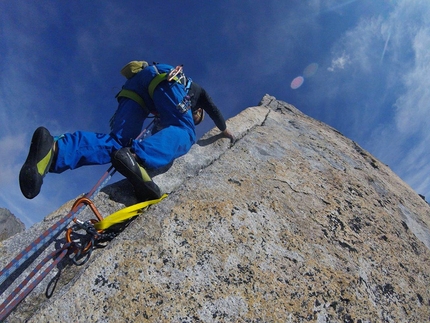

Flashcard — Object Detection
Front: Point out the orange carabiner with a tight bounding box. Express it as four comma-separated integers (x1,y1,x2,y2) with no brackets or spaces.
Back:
66,197,104,255
71,197,104,222
65,219,99,254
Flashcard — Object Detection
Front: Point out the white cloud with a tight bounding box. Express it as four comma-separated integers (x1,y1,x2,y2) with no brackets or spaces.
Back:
334,15,388,74
327,52,351,71
394,129,430,197
321,0,359,14
2,0,430,227
376,1,430,197
394,27,430,135
319,0,430,200
0,134,26,184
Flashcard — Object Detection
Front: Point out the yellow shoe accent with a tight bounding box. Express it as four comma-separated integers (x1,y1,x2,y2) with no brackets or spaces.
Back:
139,164,152,182
36,149,53,176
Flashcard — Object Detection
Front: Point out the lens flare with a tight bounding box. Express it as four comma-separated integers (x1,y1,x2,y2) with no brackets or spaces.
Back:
303,63,319,78
291,76,304,90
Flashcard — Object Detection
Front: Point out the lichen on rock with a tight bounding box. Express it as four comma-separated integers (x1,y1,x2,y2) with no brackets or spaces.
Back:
1,95,429,322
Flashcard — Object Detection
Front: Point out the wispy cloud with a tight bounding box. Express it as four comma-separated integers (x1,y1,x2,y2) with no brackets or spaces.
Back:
321,0,360,14
327,52,351,71
380,28,391,63
302,0,430,198
394,27,430,135
0,2,95,226
2,0,430,228
0,134,26,184
341,0,430,196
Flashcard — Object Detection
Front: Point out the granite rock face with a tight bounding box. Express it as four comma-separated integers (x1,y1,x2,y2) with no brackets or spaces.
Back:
1,95,429,322
0,208,25,242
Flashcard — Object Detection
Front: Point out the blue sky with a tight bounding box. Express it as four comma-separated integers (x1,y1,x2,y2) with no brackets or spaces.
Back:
1,0,429,228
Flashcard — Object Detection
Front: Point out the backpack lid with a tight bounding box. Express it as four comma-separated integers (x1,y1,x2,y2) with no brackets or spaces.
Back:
120,61,149,79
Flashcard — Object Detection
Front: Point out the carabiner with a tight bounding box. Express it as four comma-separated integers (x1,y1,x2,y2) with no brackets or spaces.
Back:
71,197,104,222
65,197,104,260
65,218,100,255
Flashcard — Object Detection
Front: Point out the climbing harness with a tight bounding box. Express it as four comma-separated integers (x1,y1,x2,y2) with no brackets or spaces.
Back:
0,120,165,321
149,63,191,97
150,63,192,114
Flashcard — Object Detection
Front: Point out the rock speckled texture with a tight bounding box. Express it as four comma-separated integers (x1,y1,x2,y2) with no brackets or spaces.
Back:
1,95,429,322
0,208,25,242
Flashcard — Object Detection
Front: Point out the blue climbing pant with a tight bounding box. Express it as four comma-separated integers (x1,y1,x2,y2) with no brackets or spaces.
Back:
51,64,196,173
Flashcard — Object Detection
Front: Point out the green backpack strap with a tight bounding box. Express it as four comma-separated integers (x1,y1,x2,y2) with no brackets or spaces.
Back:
116,89,150,115
148,73,168,99
148,64,183,99
148,73,182,99
116,63,182,114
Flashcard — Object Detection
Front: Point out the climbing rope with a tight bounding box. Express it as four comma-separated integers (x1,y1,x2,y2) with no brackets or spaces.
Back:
65,194,168,266
0,120,158,320
0,244,71,321
0,191,167,320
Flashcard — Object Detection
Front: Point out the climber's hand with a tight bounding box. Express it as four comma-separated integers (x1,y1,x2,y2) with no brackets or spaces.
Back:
222,129,235,143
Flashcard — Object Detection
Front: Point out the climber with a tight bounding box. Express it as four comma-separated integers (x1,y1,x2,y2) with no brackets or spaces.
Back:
19,61,234,202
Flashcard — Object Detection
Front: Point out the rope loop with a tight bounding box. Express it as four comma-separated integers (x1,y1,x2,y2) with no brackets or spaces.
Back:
71,236,94,266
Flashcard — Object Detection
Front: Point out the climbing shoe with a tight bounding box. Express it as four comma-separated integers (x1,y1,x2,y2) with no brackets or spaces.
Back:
19,127,55,199
111,147,161,201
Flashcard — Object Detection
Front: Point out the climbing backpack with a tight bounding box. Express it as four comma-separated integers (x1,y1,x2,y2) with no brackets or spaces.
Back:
116,62,192,115
120,60,149,79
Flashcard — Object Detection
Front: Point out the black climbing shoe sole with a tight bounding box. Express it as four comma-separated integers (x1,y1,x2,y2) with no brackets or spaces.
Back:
19,127,54,199
111,148,161,201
